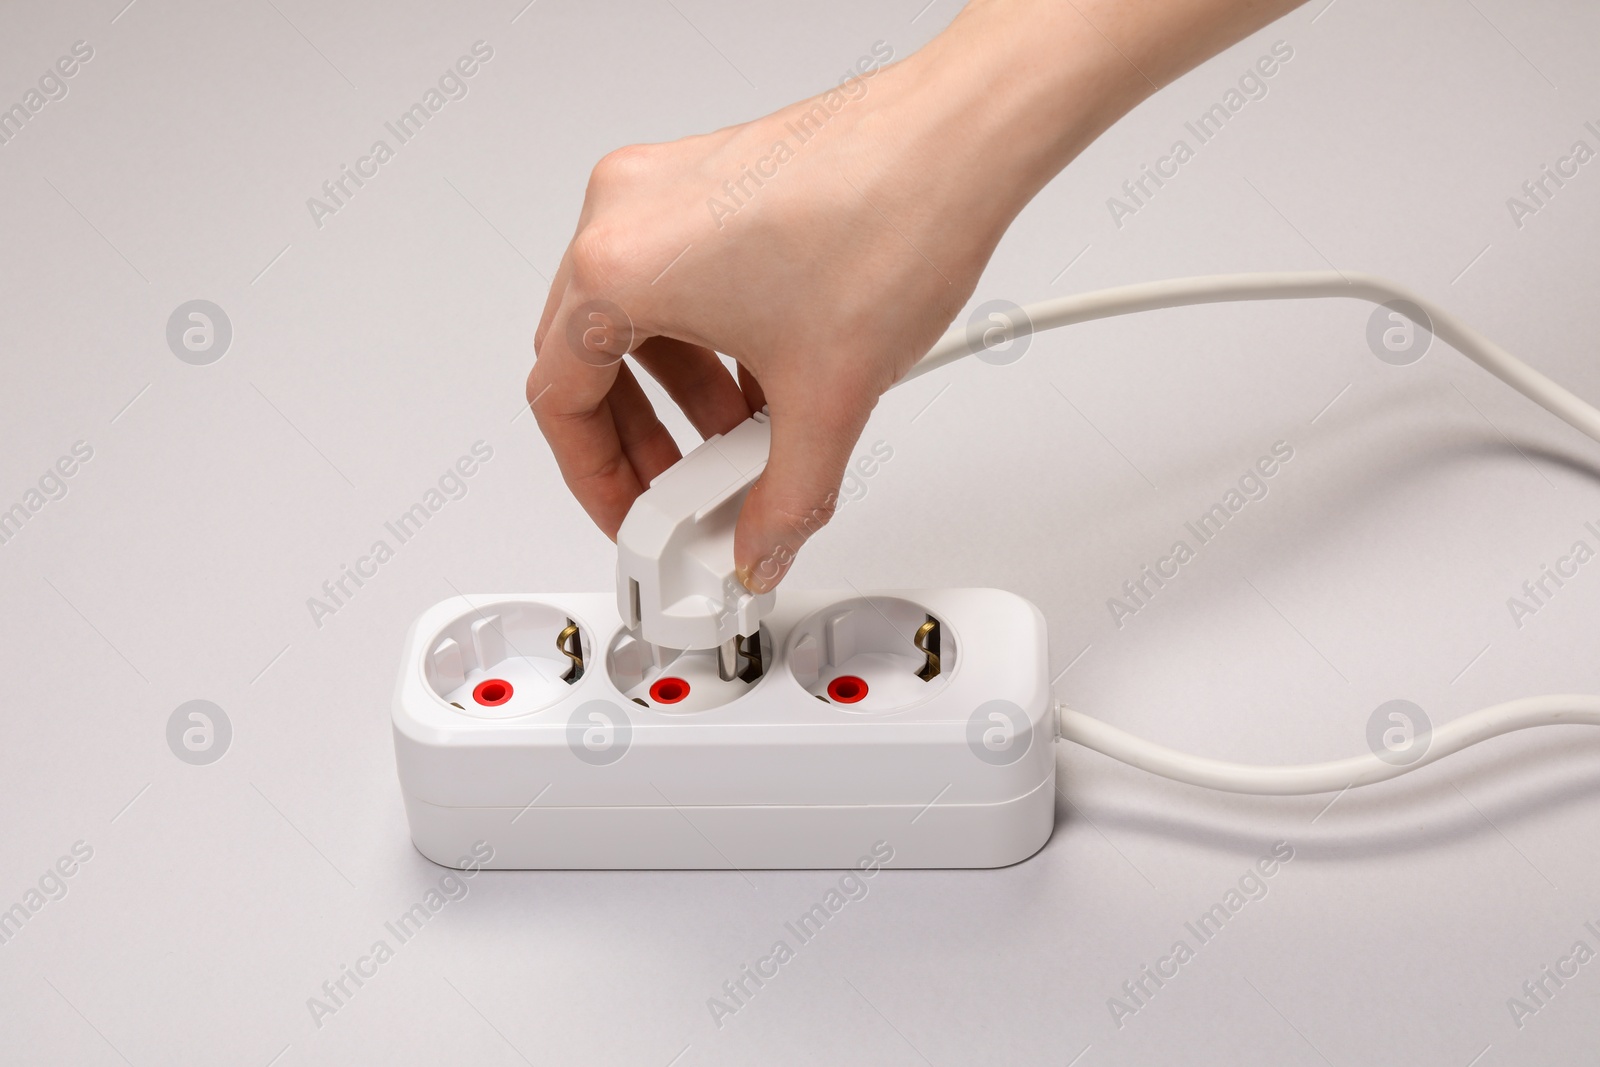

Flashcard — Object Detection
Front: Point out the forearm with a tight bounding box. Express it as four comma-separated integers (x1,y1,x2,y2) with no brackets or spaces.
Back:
859,0,1307,248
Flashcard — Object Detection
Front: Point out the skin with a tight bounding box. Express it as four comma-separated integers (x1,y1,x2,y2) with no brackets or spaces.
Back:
529,0,1306,593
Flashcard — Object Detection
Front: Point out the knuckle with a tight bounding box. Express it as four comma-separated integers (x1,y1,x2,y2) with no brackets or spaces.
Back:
567,450,627,491
569,223,633,289
589,144,654,192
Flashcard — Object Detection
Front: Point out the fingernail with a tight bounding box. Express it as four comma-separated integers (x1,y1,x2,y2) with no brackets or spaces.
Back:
737,564,767,595
738,544,795,595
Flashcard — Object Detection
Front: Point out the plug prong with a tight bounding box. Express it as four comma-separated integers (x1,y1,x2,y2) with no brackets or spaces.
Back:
736,632,764,683
716,636,740,681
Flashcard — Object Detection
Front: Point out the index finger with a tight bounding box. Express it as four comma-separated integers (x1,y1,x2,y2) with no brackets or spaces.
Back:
528,282,659,537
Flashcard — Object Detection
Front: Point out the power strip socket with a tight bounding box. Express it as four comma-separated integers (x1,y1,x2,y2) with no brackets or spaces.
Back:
392,588,1054,869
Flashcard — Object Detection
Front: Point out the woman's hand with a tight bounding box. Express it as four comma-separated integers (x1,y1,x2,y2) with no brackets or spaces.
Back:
529,0,1304,591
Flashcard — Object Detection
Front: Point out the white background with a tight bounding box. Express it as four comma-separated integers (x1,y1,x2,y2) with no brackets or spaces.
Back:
2,0,1599,1063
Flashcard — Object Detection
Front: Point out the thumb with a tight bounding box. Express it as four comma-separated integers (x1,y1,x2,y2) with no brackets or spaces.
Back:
734,395,871,593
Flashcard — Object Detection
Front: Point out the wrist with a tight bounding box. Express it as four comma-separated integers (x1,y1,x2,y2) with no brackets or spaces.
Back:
883,2,1152,221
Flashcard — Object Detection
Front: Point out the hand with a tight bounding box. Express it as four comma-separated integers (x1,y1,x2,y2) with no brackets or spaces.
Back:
527,50,1003,592
529,0,1305,592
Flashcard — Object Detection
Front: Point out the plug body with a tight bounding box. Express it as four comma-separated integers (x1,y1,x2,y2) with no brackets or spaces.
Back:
615,411,773,651
392,588,1054,869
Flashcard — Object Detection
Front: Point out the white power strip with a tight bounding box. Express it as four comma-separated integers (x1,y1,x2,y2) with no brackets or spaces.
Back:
393,271,1600,869
393,589,1053,869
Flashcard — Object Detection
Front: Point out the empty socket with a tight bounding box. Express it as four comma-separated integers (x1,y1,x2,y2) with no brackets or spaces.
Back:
786,597,956,712
425,600,589,718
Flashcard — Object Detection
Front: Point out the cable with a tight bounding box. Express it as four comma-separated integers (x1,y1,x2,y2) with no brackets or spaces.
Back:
906,271,1600,444
1059,698,1600,795
905,271,1600,795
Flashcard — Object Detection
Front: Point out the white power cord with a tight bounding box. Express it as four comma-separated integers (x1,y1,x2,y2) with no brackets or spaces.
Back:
1059,698,1600,795
911,271,1600,442
909,271,1600,795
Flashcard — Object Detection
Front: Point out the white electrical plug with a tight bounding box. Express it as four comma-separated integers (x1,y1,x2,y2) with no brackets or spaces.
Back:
615,410,774,652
